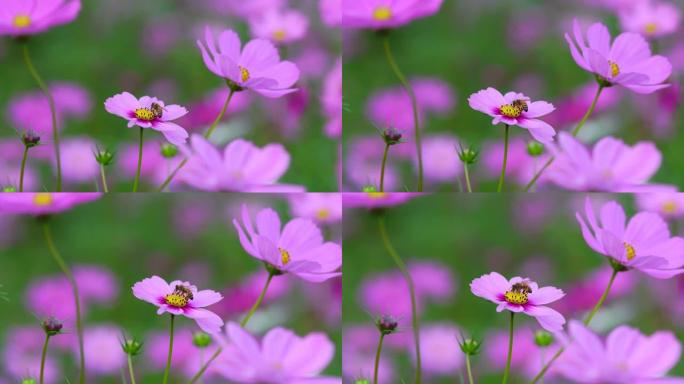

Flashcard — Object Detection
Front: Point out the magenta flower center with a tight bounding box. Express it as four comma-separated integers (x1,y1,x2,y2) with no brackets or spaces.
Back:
608,60,620,77
373,6,392,21
624,242,636,261
499,104,523,118
278,247,291,265
165,285,193,308
13,15,31,28
135,108,157,121
239,66,250,82
33,193,53,206
504,282,532,305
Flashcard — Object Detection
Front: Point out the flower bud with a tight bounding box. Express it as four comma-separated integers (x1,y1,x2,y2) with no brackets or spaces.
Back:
526,141,545,157
534,331,554,347
21,379,37,384
193,332,212,348
362,185,378,193
459,338,482,355
95,148,115,166
375,315,398,335
21,132,40,148
381,127,402,146
355,380,370,384
121,337,143,356
458,146,479,165
161,143,178,158
41,317,63,336
2,186,17,192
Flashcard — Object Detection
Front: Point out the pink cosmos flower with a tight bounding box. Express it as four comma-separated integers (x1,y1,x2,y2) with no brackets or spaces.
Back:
179,134,303,192
557,320,684,383
619,0,681,38
57,137,99,184
419,135,463,184
482,138,553,186
470,272,566,332
215,270,291,317
0,193,100,215
342,192,419,209
576,197,684,279
249,8,309,44
320,0,342,26
289,193,342,224
547,132,665,192
555,267,637,316
411,323,463,376
636,192,684,218
79,326,125,375
4,327,61,383
233,204,342,282
0,0,81,36
545,83,621,129
322,58,342,138
565,19,672,93
197,27,299,98
145,328,222,378
104,92,189,145
468,88,556,143
132,275,224,334
215,322,339,383
342,0,444,29
485,327,562,379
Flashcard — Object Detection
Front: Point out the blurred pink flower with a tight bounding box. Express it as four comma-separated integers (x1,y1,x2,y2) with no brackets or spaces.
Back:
0,160,39,191
0,193,100,215
343,325,395,383
289,193,342,224
411,323,463,376
233,204,342,282
303,277,343,326
344,137,401,191
197,27,299,98
215,322,338,383
180,88,250,131
342,0,444,29
577,197,684,279
249,8,309,44
556,267,638,316
419,135,463,184
482,138,552,186
145,328,221,378
636,192,684,218
4,327,60,383
73,265,119,303
619,0,681,38
79,326,125,375
104,92,189,145
212,0,284,18
320,0,342,26
132,275,224,334
485,327,562,379
0,0,81,36
565,19,672,93
215,270,291,317
322,58,342,138
57,137,99,184
470,272,566,332
342,192,419,209
545,83,621,129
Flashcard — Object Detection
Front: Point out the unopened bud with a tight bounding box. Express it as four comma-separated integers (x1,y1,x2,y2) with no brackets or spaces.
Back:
527,141,545,157
381,127,402,146
375,315,398,335
21,132,40,148
95,149,115,166
41,317,63,336
161,143,178,158
193,332,212,348
459,338,482,355
121,337,143,356
534,331,554,347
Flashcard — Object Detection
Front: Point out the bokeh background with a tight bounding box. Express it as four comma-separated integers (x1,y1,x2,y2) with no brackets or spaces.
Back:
0,0,340,191
343,193,684,383
0,193,342,383
342,0,684,192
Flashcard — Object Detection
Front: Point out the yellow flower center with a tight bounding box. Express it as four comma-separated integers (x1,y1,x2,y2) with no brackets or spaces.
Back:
366,192,387,199
165,293,188,307
609,60,620,77
645,22,658,34
499,104,523,118
134,108,156,121
13,15,31,28
373,6,392,21
504,290,529,305
33,193,53,206
624,242,636,261
273,30,286,41
239,66,250,82
663,201,677,214
279,247,291,265
316,209,331,220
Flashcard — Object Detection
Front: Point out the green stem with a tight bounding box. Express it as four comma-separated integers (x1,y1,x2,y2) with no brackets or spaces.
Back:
379,143,390,192
19,145,29,192
39,334,51,384
529,267,618,384
133,127,144,192
465,354,475,384
100,165,109,193
127,355,137,384
464,163,473,193
42,221,84,384
378,215,421,384
162,315,175,384
158,89,235,192
497,125,510,193
524,85,604,192
382,35,423,192
373,333,385,384
22,42,61,191
502,312,515,384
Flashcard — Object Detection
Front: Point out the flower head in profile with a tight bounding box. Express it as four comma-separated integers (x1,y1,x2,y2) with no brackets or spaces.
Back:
179,134,303,192
197,27,299,98
233,205,342,282
576,197,684,279
249,8,309,44
470,272,565,332
468,88,556,143
557,320,684,383
104,92,188,145
215,322,339,383
636,192,684,218
565,19,672,93
619,0,681,38
132,276,224,334
342,0,444,29
0,193,100,215
289,193,342,224
0,0,81,36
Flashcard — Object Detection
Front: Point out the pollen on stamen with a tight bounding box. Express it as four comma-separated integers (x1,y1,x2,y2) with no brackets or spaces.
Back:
499,104,522,118
134,108,156,121
13,15,31,28
608,60,620,77
239,66,250,83
504,291,529,305
33,193,53,206
165,293,188,307
373,6,392,21
279,247,291,265
624,242,636,261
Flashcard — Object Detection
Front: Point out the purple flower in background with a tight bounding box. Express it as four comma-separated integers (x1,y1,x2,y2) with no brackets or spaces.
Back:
197,27,299,98
215,322,339,383
485,327,562,379
145,328,221,378
322,58,342,138
215,270,291,317
343,325,397,383
557,320,684,383
482,138,553,186
58,137,100,184
545,83,621,129
249,8,309,44
619,0,681,38
0,0,81,36
289,193,342,224
565,19,672,93
80,326,125,375
181,88,250,131
320,0,342,26
636,192,684,218
470,272,566,332
104,92,189,145
419,135,463,184
132,275,224,334
412,323,464,376
556,267,637,315
215,0,284,18
234,205,342,282
577,197,684,279
0,193,100,215
179,135,302,192
342,0,444,29
4,327,61,383
342,192,419,209
468,87,556,143
547,132,665,192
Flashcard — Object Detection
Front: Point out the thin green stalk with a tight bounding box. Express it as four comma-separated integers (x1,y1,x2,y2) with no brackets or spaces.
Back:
378,215,421,384
22,42,61,191
465,355,475,384
524,85,604,192
127,355,137,384
502,312,515,384
464,163,473,193
158,89,235,192
382,35,423,192
19,145,29,192
42,222,84,384
497,125,510,193
373,333,385,384
379,143,390,192
162,315,175,384
132,127,144,192
39,334,51,384
100,165,109,193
